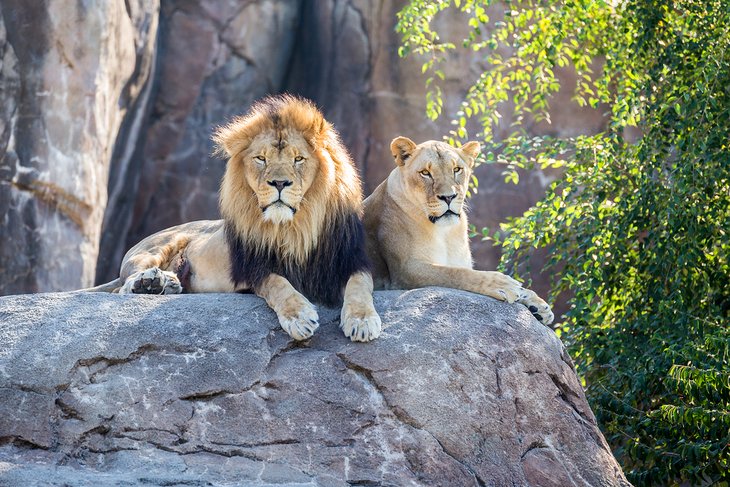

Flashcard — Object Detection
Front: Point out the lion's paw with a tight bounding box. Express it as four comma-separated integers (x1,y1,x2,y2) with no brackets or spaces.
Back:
517,288,554,326
119,267,182,295
277,297,319,341
340,306,382,342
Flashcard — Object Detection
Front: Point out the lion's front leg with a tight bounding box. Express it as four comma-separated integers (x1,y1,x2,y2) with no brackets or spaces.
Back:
257,274,319,341
119,267,183,295
341,271,382,342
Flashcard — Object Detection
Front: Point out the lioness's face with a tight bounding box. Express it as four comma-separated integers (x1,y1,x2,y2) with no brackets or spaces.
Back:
391,137,480,226
244,129,319,224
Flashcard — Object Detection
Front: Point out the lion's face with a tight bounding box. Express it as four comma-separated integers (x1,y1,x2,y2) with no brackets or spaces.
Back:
390,137,480,226
243,129,319,225
214,95,368,303
216,95,363,267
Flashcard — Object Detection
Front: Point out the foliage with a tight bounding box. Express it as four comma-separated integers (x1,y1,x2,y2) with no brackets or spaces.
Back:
397,0,730,484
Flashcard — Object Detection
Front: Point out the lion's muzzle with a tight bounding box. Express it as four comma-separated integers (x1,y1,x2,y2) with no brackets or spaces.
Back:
262,200,297,224
268,179,293,192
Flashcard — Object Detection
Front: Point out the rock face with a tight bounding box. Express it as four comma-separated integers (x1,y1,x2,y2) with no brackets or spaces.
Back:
0,0,159,294
0,288,629,486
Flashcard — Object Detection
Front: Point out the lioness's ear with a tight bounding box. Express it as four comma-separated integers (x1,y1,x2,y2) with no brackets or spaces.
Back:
390,136,417,166
460,141,481,167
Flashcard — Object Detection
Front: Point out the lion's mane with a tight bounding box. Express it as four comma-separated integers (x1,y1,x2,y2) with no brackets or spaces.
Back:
214,95,370,306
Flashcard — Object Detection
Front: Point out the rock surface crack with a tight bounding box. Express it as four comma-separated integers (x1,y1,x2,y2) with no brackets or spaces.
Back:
336,353,485,487
547,373,593,425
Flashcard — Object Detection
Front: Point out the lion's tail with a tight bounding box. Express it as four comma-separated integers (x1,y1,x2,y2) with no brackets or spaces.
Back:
77,278,122,293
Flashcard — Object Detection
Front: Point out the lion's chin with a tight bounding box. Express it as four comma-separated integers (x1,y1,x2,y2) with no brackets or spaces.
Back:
262,203,296,225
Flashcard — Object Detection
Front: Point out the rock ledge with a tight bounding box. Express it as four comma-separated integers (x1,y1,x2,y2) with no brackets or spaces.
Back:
0,288,629,486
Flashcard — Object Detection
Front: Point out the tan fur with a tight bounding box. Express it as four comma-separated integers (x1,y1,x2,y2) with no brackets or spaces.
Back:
91,96,381,341
363,137,554,325
340,271,380,342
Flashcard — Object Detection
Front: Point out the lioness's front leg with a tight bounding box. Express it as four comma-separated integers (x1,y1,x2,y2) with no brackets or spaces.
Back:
515,288,555,326
400,261,554,325
257,273,319,341
341,271,382,342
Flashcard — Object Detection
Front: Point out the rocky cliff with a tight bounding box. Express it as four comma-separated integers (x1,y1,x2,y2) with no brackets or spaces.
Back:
0,1,606,296
0,288,629,486
0,0,158,294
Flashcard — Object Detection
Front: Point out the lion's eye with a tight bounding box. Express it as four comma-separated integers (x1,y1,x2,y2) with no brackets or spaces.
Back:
419,170,432,178
254,155,266,164
454,166,462,174
294,156,305,163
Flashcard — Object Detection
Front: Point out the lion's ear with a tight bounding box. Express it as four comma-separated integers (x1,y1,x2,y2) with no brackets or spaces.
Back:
390,136,417,166
213,119,252,158
304,117,328,148
460,141,481,167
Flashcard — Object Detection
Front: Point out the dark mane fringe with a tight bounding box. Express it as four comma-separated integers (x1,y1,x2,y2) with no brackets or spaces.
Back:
226,212,371,307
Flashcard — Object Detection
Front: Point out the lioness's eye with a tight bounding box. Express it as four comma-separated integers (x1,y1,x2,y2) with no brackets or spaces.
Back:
454,166,462,174
254,155,266,163
294,156,304,163
419,170,431,178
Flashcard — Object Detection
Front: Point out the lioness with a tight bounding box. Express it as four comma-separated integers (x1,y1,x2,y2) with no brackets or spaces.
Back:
91,95,381,342
363,136,554,325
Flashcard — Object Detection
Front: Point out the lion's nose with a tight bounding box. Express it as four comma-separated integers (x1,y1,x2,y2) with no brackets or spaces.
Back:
268,179,293,192
437,193,457,205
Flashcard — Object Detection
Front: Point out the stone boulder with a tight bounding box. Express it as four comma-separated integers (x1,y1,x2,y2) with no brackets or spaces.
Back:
0,288,629,486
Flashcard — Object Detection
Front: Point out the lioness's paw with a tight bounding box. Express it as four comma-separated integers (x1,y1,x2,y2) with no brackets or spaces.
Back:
340,306,382,342
479,271,523,304
517,288,554,326
277,296,319,341
119,267,182,295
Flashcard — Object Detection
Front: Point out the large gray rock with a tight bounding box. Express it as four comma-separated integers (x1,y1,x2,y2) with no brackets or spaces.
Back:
0,288,629,486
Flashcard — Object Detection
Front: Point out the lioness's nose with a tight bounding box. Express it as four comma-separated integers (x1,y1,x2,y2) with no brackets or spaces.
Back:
268,179,293,192
437,194,457,205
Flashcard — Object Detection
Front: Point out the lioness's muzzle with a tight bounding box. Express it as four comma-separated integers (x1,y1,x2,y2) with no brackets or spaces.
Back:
429,209,460,223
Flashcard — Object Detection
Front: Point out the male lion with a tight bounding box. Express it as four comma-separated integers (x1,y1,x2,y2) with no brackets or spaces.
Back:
362,136,554,325
91,95,381,342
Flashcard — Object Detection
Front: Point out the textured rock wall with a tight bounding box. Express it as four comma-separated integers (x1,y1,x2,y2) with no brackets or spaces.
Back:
0,1,606,296
0,288,630,486
0,0,159,294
